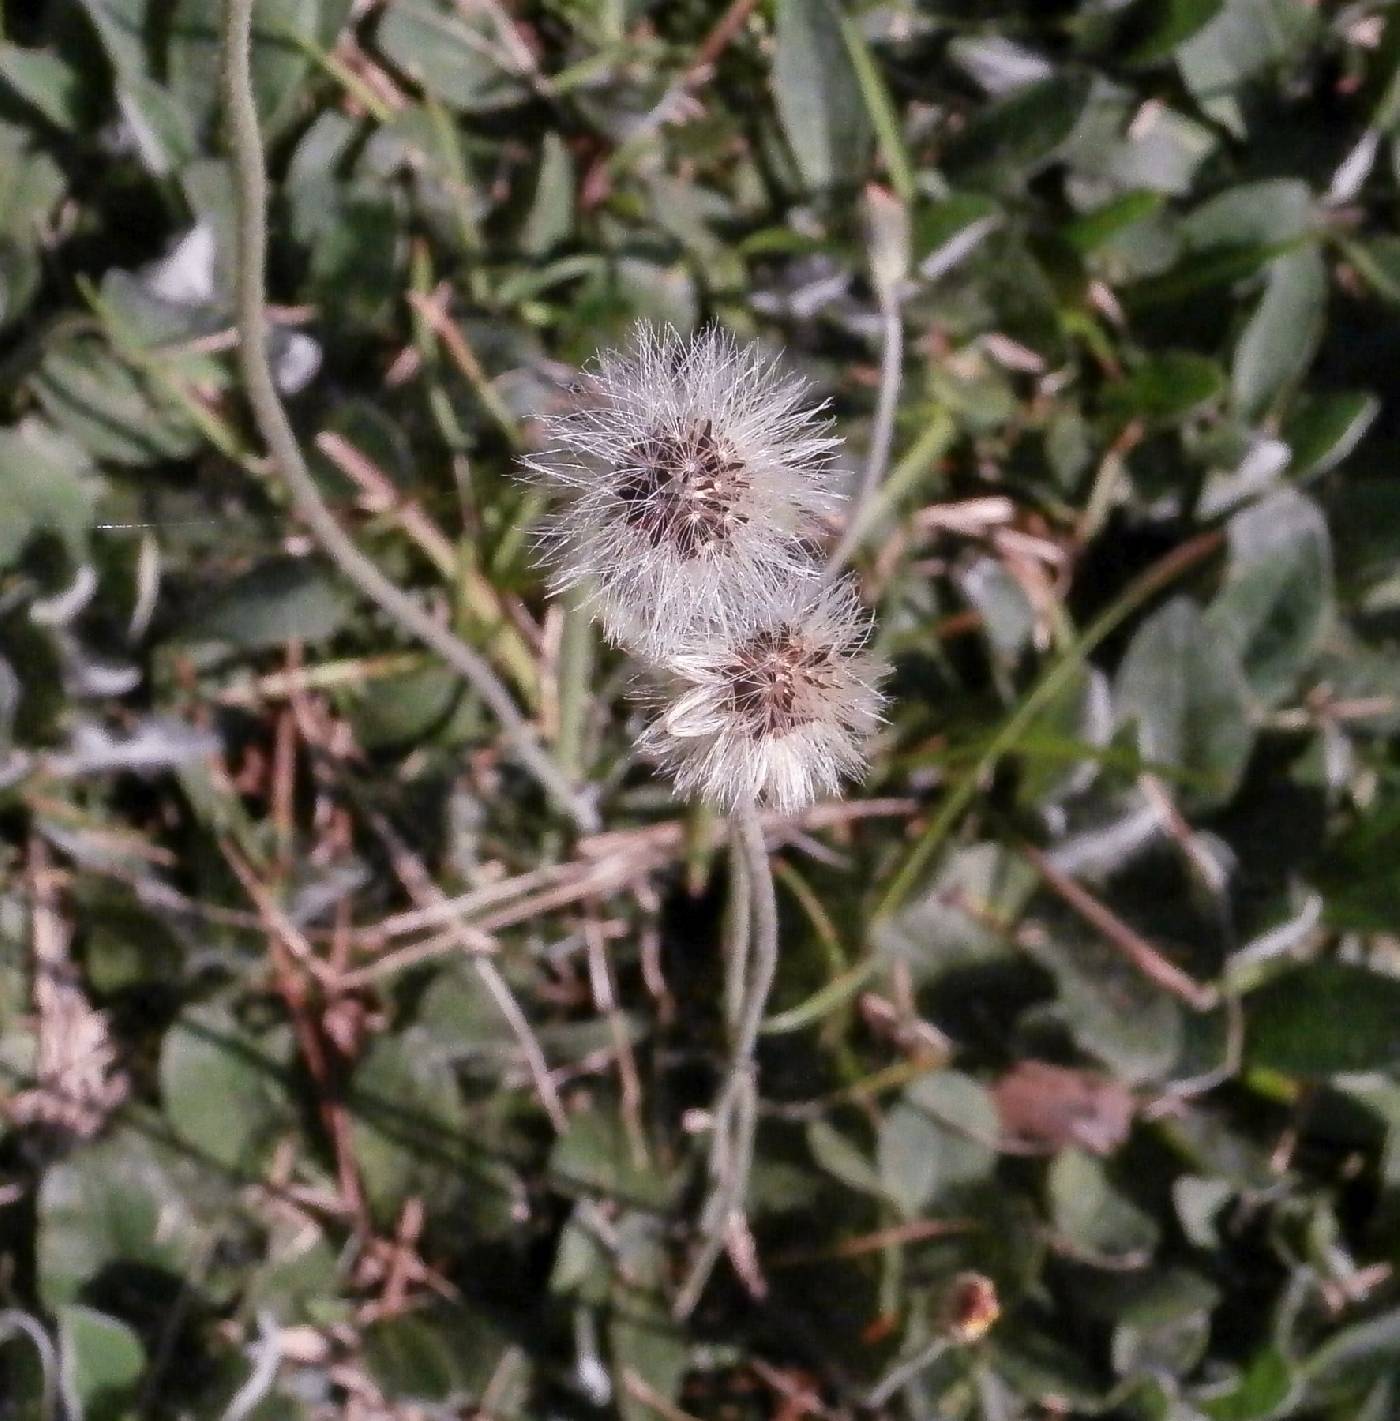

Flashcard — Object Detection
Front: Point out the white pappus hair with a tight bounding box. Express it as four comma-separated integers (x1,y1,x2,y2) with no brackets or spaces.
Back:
524,323,842,658
636,578,887,814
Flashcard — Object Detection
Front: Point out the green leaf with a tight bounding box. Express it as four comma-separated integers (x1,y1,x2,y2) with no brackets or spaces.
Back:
1120,0,1226,65
74,0,159,80
84,899,183,994
181,557,353,649
806,1119,886,1199
0,419,101,568
1104,352,1226,425
73,0,196,173
610,1216,688,1421
913,194,1002,281
1183,178,1313,251
0,120,66,239
1206,489,1332,706
771,0,872,190
1178,0,1319,126
1123,241,1289,311
945,73,1095,184
0,236,40,331
57,1306,145,1421
30,338,203,466
836,8,915,204
520,131,575,257
1049,1150,1159,1264
1115,597,1254,810
877,1071,999,1217
1092,102,1217,195
37,1131,205,1307
1201,1347,1296,1419
1343,234,1400,305
307,191,401,329
1303,1306,1400,1386
1062,190,1164,253
550,1102,671,1210
0,45,85,129
1246,962,1400,1075
961,555,1035,662
1282,391,1379,479
374,0,529,112
159,1005,290,1172
1232,246,1326,419
1031,931,1184,1085
115,75,198,176
416,961,523,1067
872,842,1036,982
1313,794,1400,932
362,1308,515,1404
1109,1268,1219,1379
348,1029,468,1223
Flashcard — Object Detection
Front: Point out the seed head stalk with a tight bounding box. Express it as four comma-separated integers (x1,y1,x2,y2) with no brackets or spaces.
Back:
673,799,776,1320
221,0,594,831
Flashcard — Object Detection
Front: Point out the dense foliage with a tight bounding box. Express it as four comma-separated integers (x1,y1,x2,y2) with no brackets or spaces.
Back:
3,0,1400,1415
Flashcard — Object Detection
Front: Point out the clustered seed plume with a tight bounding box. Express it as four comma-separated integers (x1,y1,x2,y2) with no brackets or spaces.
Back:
527,324,887,813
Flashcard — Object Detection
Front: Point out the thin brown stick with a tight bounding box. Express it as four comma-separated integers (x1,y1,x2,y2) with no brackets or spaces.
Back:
222,841,366,1225
314,431,459,575
769,1217,975,1268
221,842,337,990
339,800,919,988
360,809,569,1134
406,290,521,445
1021,842,1218,1011
685,0,763,83
620,1370,705,1421
363,861,573,942
337,849,669,989
584,914,648,1167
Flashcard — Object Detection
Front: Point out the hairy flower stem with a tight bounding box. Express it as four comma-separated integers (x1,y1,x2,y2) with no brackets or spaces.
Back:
731,803,777,1073
674,801,775,1319
221,0,594,832
827,303,903,576
723,829,751,1033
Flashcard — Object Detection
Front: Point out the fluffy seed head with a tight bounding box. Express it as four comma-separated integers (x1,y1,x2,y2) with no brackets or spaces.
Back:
524,324,841,656
638,579,887,814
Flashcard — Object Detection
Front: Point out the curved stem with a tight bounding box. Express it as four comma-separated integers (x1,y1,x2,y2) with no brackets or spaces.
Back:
221,0,594,832
827,304,903,575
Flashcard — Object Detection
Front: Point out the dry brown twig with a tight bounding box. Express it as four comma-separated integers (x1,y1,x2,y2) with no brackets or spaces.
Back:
7,838,127,1137
222,839,369,1227
583,912,649,1167
337,799,919,990
1021,841,1218,1011
359,808,570,1134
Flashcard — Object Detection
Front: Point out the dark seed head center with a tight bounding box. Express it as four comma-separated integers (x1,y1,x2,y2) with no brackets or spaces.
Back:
615,420,749,556
728,626,835,737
